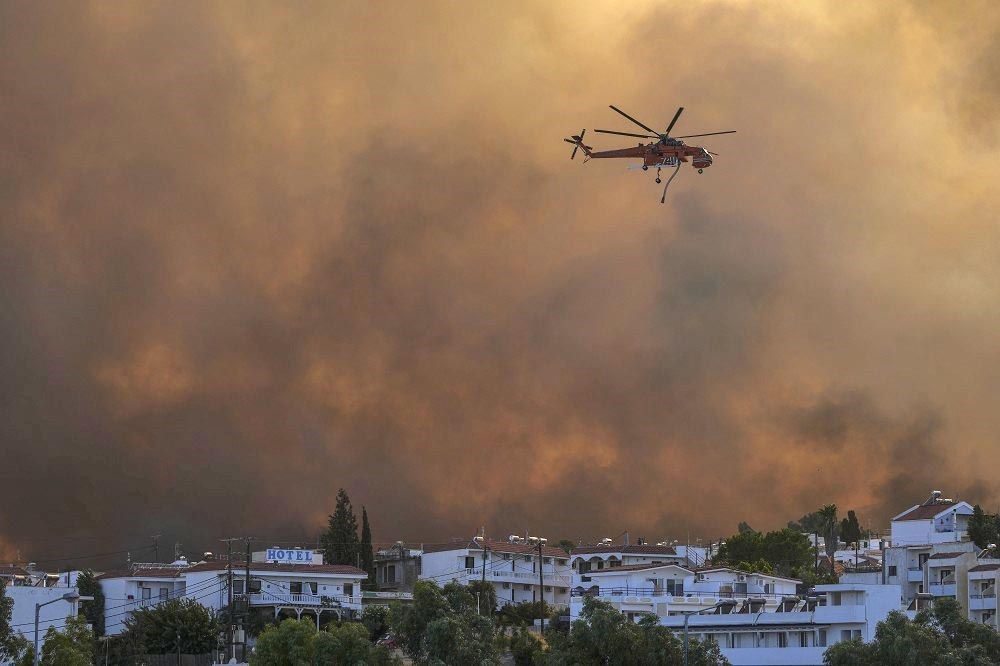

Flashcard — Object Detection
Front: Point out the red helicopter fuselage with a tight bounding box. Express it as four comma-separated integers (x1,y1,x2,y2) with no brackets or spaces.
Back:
587,140,713,169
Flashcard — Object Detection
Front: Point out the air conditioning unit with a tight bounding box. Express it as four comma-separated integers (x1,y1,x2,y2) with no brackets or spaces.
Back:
697,574,706,581
737,575,746,582
502,583,511,589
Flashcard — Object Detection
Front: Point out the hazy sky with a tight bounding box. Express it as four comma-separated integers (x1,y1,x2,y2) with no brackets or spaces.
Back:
2,1,998,564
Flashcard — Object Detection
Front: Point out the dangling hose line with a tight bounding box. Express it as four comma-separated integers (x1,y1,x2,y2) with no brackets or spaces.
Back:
659,161,682,204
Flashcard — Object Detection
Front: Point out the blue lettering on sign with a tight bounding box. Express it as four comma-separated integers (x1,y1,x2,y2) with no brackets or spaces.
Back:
266,549,312,563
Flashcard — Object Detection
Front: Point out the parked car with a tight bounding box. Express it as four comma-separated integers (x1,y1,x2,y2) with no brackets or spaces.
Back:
376,632,397,649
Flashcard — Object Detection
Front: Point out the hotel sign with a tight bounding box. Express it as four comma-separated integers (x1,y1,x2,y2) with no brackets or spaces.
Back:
265,548,315,563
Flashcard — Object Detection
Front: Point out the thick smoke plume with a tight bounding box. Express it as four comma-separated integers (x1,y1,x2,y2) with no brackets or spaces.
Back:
1,1,998,564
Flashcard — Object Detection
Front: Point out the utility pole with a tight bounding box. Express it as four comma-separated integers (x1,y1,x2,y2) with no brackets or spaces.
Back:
244,537,253,662
537,541,545,636
480,540,489,615
151,535,161,563
221,538,241,663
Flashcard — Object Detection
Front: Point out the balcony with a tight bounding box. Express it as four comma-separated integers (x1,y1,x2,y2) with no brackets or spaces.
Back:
907,568,923,583
249,592,361,608
815,605,868,624
969,594,997,611
928,581,957,597
465,568,572,588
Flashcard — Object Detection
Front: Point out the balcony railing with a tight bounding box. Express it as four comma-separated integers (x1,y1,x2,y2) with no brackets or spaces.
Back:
571,588,787,603
463,568,572,588
249,592,361,607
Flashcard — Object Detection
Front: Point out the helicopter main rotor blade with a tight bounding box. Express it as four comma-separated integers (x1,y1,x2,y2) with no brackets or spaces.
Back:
664,107,684,136
594,129,658,139
674,130,737,139
609,105,658,135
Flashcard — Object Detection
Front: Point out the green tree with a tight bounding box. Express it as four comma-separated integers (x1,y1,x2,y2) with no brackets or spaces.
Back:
467,580,497,616
0,583,29,663
390,580,500,665
555,540,576,554
39,615,93,666
737,521,756,535
76,570,105,637
968,505,1000,550
716,528,812,578
121,597,220,655
321,489,360,567
313,622,398,665
360,506,377,590
250,618,316,666
817,504,840,559
839,510,864,547
824,598,1000,666
361,604,391,642
509,627,543,665
542,597,728,665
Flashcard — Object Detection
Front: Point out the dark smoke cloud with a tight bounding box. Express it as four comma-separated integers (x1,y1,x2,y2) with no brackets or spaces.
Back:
2,1,999,566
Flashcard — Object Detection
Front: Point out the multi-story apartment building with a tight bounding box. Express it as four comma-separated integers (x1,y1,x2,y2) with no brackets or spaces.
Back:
664,583,901,666
877,491,979,611
967,561,999,628
420,536,572,609
570,564,799,622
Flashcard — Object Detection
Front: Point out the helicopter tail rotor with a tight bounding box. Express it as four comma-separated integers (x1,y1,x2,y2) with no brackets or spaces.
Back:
563,129,591,160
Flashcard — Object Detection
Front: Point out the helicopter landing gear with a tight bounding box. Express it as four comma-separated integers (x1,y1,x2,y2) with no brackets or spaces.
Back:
642,165,648,171
698,168,704,174
655,167,662,184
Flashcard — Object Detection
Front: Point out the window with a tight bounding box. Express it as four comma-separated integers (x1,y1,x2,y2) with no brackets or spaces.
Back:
249,579,261,593
502,582,511,589
543,557,551,564
579,562,591,573
503,553,510,560
888,566,897,577
344,583,354,596
557,559,567,566
465,556,476,569
544,586,552,592
818,630,827,647
289,582,303,594
841,630,852,642
778,633,787,648
159,587,169,600
141,587,151,600
232,580,245,595
523,555,531,562
386,565,396,583
523,584,531,591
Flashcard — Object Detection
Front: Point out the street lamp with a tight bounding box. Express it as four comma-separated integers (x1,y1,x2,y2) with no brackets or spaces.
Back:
34,591,93,666
682,599,737,666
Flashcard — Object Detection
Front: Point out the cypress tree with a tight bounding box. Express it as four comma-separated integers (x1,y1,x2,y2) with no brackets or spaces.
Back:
321,488,360,566
360,506,376,590
77,569,105,637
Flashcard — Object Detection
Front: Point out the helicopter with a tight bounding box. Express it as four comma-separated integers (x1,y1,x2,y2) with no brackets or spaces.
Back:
564,106,735,202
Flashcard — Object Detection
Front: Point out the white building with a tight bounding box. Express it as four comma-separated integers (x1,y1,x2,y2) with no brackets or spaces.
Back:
967,561,999,628
889,492,974,546
2,584,85,660
662,583,900,666
570,544,690,575
97,555,368,636
420,536,572,609
570,564,799,623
